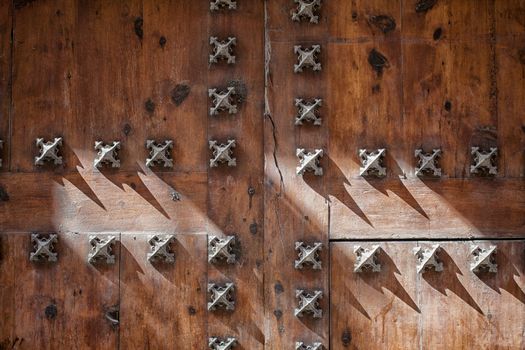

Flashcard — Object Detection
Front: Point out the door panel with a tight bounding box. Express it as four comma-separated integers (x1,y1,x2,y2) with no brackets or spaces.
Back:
330,241,525,349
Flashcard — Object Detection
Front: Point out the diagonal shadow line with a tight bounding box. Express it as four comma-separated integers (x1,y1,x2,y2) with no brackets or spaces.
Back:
304,156,374,227
423,249,484,315
55,173,107,211
98,167,171,219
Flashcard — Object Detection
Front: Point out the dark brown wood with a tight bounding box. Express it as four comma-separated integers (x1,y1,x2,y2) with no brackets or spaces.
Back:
0,0,11,171
207,1,265,349
119,233,207,349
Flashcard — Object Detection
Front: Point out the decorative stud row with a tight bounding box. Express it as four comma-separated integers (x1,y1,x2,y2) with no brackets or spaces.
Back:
210,0,236,11
208,282,235,311
292,0,322,24
295,147,500,177
352,244,498,274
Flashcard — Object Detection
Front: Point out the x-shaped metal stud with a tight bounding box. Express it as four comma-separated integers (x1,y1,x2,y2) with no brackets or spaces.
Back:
470,245,497,273
470,147,497,175
210,37,236,64
209,87,237,116
415,148,441,177
208,236,236,264
147,235,175,263
295,242,322,270
209,337,237,350
296,148,323,176
359,148,386,177
29,233,58,262
210,0,237,11
35,137,63,166
291,0,322,24
294,45,321,73
88,235,116,264
94,141,121,168
295,289,323,318
208,282,235,311
295,98,322,126
296,342,324,350
209,139,236,167
413,244,443,273
146,140,174,168
353,245,381,273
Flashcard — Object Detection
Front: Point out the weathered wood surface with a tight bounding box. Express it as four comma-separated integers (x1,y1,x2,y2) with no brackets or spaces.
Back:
207,1,265,349
0,0,10,171
119,233,207,349
0,232,120,349
331,241,525,349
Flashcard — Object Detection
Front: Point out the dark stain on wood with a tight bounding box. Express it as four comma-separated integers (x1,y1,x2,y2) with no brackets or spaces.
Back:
159,36,167,48
134,17,143,39
14,0,37,10
187,306,196,315
433,27,443,40
415,0,437,13
45,304,57,320
368,49,389,76
171,83,191,106
273,309,282,319
249,222,258,235
519,49,525,65
444,100,452,111
228,79,248,103
368,15,396,34
372,84,381,94
122,123,132,136
274,282,284,294
341,328,352,346
144,98,155,113
0,186,8,201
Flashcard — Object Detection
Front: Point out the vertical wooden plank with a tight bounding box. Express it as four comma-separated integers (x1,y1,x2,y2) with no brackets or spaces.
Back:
12,232,119,349
330,242,420,350
0,0,11,171
207,2,265,349
495,0,525,177
11,0,76,172
419,241,525,348
137,1,208,173
119,233,207,349
74,0,142,171
0,234,16,348
264,1,329,348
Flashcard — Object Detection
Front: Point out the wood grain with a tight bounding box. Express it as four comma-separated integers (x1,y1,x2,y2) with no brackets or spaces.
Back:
0,0,10,171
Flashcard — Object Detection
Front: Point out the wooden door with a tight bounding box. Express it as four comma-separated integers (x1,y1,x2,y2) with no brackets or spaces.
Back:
0,1,524,349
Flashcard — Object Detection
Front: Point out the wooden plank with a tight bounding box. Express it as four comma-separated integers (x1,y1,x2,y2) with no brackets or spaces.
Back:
419,241,525,349
329,178,525,239
0,171,207,233
11,232,119,349
330,242,420,350
206,1,265,349
0,0,11,171
133,1,208,173
11,0,76,172
0,233,16,348
264,1,330,348
119,233,207,349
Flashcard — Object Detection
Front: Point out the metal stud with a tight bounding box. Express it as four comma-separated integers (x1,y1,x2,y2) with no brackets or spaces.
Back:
296,148,323,176
209,139,236,167
413,244,443,273
415,148,441,177
208,236,236,264
470,147,497,175
353,245,381,273
359,148,386,177
291,0,322,24
209,87,237,116
88,235,116,265
296,342,324,350
208,282,235,311
29,233,58,262
210,37,236,65
209,337,237,350
470,245,497,273
295,98,322,126
146,140,174,168
295,289,323,318
94,141,121,168
295,242,322,270
210,0,237,11
35,137,63,166
147,235,175,263
294,45,321,73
